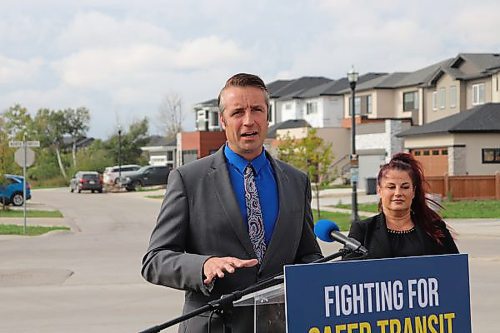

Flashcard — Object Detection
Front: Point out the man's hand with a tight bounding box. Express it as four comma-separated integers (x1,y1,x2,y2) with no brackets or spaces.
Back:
203,257,258,285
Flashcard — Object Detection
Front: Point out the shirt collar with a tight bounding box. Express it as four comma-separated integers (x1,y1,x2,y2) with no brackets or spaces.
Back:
224,144,267,175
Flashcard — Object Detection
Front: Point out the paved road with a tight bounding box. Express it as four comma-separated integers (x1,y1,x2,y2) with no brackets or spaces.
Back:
0,188,498,332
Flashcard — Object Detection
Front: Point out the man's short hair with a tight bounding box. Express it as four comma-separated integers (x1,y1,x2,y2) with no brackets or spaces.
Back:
217,73,270,114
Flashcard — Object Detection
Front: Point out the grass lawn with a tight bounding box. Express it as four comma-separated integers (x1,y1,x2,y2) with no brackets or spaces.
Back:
145,195,164,199
0,209,63,218
0,224,69,236
332,199,500,219
312,210,371,231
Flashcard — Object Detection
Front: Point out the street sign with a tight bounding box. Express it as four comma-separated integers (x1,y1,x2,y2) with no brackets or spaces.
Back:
15,147,36,167
26,141,40,147
8,141,23,148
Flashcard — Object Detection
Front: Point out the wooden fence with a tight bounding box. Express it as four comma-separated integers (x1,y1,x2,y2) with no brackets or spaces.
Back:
426,172,500,201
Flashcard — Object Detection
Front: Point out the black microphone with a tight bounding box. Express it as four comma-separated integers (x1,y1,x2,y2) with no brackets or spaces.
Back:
314,219,368,254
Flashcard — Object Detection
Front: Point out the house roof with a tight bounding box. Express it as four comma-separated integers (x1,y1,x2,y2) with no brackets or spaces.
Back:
396,58,452,87
267,119,311,139
145,135,177,147
267,80,294,95
397,103,500,137
428,53,500,84
269,76,332,99
194,98,218,108
297,73,387,98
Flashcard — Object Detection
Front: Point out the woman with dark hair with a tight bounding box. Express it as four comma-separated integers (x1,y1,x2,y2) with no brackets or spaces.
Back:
344,152,458,259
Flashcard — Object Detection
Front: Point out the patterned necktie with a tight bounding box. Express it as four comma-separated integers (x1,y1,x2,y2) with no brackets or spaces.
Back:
244,164,266,263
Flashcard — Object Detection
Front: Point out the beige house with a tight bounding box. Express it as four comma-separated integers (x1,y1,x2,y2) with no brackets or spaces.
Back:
423,54,500,124
397,103,500,176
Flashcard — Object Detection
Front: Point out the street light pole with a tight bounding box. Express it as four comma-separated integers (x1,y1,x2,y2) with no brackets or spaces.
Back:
347,67,360,223
118,127,122,182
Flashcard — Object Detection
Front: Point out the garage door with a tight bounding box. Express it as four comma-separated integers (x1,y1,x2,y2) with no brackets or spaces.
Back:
411,148,448,177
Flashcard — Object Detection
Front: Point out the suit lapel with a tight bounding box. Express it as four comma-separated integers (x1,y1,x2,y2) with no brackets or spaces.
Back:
260,155,289,267
211,148,255,258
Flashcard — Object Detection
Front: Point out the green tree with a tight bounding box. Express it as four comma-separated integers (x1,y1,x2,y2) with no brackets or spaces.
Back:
2,104,34,139
65,107,90,168
276,128,334,218
105,118,150,166
32,109,69,179
71,140,114,175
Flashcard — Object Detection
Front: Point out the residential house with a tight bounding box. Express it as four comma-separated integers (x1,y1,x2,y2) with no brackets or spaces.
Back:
194,99,220,132
141,136,177,169
175,130,226,166
398,103,500,176
423,53,500,123
398,53,500,176
268,76,332,126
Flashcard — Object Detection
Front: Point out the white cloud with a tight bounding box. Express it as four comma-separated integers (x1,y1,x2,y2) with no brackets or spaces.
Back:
56,11,173,50
2,0,500,139
175,36,249,69
0,55,44,85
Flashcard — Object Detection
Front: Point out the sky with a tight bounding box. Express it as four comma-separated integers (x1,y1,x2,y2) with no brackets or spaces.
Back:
1,0,499,139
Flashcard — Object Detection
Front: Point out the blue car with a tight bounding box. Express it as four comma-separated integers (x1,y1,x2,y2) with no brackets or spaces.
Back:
0,174,32,206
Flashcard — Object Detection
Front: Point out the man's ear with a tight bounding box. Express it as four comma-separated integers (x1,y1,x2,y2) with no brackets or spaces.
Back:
219,113,226,130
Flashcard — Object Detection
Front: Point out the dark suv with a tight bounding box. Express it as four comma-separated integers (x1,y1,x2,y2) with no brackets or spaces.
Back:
70,171,103,193
120,165,169,191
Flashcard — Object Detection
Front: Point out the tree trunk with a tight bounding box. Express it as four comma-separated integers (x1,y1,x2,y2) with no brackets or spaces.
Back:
55,146,67,179
315,184,321,219
72,141,77,168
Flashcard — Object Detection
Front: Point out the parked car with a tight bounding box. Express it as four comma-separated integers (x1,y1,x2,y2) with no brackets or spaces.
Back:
120,165,170,191
70,171,103,193
103,164,141,185
0,174,32,206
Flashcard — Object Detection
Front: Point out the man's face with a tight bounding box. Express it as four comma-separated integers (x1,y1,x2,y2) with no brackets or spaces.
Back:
219,86,269,161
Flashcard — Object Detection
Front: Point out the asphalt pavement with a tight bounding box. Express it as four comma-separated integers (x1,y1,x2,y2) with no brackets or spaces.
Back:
0,187,498,332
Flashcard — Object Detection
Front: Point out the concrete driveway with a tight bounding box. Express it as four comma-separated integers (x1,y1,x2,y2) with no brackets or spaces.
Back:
0,188,498,332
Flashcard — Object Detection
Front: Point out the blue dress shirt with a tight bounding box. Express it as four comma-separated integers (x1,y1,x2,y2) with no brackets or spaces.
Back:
224,145,279,245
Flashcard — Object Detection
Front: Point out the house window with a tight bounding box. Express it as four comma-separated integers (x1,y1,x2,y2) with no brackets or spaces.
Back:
450,86,457,108
306,101,318,115
439,87,446,109
349,96,370,115
472,83,485,105
367,95,372,114
482,148,500,163
196,110,208,131
269,104,273,122
414,150,421,156
432,150,440,155
432,91,438,110
442,149,448,155
403,91,418,111
423,150,430,156
209,111,219,128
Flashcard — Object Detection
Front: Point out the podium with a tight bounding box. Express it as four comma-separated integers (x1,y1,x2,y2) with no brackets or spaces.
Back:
233,279,286,333
234,254,471,333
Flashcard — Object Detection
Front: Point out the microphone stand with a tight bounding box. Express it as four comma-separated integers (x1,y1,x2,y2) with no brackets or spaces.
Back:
138,248,350,333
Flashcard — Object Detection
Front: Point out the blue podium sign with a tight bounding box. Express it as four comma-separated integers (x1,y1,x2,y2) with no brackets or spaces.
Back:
284,254,470,333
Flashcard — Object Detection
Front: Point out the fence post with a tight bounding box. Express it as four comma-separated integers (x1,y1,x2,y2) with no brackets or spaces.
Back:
496,172,500,200
444,173,449,200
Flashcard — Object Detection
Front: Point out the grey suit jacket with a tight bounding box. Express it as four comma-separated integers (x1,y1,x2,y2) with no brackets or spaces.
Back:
142,147,322,332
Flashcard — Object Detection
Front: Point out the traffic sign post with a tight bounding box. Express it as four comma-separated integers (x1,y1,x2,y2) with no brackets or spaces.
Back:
9,138,40,234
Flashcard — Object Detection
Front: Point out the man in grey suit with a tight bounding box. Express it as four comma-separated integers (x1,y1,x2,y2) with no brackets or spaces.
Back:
142,73,322,332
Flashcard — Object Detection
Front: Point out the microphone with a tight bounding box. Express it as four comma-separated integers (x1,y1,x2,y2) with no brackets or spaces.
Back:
314,219,368,254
